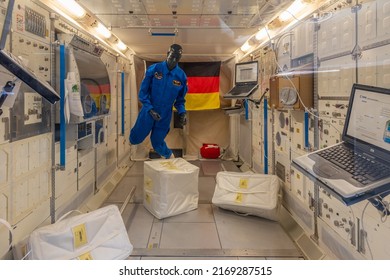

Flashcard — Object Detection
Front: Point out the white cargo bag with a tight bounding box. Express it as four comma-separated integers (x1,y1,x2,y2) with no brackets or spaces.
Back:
144,158,199,219
212,171,280,221
28,205,133,260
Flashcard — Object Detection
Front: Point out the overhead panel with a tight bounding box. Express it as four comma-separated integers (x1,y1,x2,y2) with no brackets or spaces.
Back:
76,0,290,59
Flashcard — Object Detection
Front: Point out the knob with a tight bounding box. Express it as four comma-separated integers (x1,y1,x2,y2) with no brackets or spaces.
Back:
323,203,328,209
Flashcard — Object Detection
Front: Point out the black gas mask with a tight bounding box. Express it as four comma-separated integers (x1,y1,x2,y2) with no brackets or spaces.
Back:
166,44,182,71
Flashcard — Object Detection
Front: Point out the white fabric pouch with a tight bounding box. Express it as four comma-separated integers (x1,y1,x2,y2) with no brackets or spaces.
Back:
212,171,280,221
28,205,133,260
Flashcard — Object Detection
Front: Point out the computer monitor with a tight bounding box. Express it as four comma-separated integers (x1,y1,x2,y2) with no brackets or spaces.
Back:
223,61,259,99
235,61,258,84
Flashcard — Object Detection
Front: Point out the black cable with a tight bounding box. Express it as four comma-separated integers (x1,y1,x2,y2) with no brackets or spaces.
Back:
247,87,269,108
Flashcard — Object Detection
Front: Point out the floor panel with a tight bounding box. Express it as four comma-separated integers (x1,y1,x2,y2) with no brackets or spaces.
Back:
123,204,154,249
105,159,303,259
163,204,215,223
160,223,221,249
198,177,216,203
213,206,297,250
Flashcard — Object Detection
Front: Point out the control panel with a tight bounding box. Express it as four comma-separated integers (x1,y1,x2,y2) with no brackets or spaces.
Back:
318,187,356,247
318,100,348,149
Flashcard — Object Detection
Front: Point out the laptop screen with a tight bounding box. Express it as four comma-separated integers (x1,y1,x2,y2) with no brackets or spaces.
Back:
343,84,390,159
235,61,258,84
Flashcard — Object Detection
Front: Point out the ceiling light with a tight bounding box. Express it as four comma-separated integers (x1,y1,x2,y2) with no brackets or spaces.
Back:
279,0,305,21
94,22,112,38
255,27,268,41
116,40,127,51
240,41,252,52
56,0,86,18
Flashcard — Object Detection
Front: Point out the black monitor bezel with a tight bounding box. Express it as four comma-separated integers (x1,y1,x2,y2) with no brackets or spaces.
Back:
234,61,259,84
342,83,390,162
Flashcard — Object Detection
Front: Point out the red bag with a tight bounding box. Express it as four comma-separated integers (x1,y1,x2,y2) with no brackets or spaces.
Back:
200,144,220,159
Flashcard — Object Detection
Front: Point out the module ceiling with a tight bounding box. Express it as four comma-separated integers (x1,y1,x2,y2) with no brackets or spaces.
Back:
78,0,291,61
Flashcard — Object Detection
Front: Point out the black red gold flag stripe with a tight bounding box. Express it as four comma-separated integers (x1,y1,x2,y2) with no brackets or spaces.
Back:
179,62,221,111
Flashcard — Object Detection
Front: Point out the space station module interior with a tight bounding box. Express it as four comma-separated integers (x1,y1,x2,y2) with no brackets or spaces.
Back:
1,0,390,260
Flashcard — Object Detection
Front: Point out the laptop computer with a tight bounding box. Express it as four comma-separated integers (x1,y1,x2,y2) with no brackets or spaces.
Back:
292,83,390,199
0,0,59,105
224,61,259,99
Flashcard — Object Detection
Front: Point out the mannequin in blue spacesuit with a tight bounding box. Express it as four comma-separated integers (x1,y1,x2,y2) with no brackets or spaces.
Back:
129,44,188,159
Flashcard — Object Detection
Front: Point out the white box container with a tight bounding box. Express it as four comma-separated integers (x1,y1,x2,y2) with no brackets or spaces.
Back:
28,205,133,260
143,158,199,219
212,171,280,221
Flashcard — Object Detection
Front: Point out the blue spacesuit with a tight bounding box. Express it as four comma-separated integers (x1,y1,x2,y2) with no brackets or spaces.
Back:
129,44,188,159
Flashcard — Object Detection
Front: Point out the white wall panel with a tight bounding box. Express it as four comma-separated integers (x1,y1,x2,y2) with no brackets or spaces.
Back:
55,143,77,164
125,100,131,130
283,189,314,234
358,49,377,86
28,138,40,171
251,97,265,173
375,45,390,88
377,0,390,41
0,147,9,187
12,179,28,223
318,56,355,97
39,171,50,201
54,143,77,202
78,169,94,193
239,113,252,166
0,188,9,257
39,135,50,166
318,8,354,58
252,146,263,173
28,173,40,208
290,165,310,205
13,141,28,177
55,158,77,199
0,188,7,220
0,108,10,145
266,107,274,174
358,1,377,45
78,148,95,179
118,136,125,155
107,132,117,151
292,21,314,59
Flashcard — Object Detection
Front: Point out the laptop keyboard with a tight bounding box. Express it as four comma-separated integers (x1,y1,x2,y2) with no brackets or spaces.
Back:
229,84,256,95
317,145,390,185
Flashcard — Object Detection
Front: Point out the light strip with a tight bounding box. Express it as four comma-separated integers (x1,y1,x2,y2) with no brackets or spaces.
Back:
56,0,86,18
240,41,252,52
116,40,127,51
279,0,305,21
95,22,112,39
255,27,269,41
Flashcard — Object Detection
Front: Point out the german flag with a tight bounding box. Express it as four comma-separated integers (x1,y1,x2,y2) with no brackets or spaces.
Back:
180,62,221,111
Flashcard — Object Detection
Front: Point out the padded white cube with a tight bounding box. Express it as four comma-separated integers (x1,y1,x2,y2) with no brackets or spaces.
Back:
212,171,280,221
143,158,199,219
